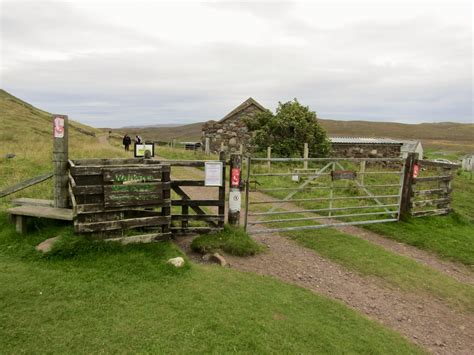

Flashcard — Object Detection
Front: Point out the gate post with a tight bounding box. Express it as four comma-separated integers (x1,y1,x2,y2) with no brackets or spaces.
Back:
52,114,68,208
228,153,242,226
400,153,416,220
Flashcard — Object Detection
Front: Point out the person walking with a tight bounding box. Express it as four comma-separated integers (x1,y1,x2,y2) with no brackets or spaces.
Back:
123,134,131,151
135,135,142,144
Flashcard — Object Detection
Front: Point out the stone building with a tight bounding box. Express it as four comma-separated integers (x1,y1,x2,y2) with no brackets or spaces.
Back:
329,137,403,158
201,98,266,153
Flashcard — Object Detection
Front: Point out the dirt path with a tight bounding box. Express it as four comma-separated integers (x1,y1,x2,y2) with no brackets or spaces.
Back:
170,164,474,354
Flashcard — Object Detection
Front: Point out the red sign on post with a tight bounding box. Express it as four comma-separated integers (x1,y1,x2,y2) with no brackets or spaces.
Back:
231,168,240,187
413,164,420,178
53,116,65,138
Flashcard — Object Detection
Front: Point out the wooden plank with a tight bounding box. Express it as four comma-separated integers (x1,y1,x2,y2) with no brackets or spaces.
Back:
73,158,143,166
104,191,164,208
172,200,225,207
11,198,53,207
68,183,77,217
413,175,453,183
411,197,451,208
0,172,53,198
73,175,103,186
418,160,460,169
75,215,170,233
105,233,171,244
8,205,73,221
171,180,205,187
412,189,448,196
73,185,103,195
76,201,171,213
412,208,451,217
170,227,221,234
171,215,224,221
102,166,164,182
70,166,102,176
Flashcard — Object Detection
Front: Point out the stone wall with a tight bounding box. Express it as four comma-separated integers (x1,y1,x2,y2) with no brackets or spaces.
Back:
201,105,261,154
330,143,402,158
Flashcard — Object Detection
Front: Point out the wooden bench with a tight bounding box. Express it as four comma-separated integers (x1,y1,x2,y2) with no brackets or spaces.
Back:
8,205,73,234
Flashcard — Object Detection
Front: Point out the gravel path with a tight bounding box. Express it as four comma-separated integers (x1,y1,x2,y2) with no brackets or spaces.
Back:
170,164,474,354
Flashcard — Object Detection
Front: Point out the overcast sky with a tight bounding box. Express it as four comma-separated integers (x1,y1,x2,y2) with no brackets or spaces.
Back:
0,0,472,127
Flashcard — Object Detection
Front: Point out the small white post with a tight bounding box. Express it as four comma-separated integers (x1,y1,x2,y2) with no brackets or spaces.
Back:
267,146,272,170
205,137,210,155
304,143,309,170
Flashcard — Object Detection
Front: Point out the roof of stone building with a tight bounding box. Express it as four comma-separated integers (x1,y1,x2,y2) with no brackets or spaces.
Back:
329,137,403,145
219,97,266,123
400,140,422,151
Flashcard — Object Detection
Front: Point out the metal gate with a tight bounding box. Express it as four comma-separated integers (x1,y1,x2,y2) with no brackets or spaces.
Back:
244,157,405,234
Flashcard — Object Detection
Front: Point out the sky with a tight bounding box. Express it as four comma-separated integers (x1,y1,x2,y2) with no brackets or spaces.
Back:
0,0,472,128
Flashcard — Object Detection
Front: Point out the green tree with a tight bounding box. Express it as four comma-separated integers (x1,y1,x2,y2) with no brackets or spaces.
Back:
244,99,330,157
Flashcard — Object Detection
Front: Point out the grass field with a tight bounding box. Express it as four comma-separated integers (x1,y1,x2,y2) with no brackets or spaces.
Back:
0,90,425,353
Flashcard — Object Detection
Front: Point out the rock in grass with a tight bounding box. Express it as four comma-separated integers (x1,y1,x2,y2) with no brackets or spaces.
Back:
167,257,185,268
35,236,60,253
5,153,15,159
211,252,227,266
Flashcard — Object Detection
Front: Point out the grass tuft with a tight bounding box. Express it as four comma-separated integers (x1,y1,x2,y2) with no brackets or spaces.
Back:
191,225,265,256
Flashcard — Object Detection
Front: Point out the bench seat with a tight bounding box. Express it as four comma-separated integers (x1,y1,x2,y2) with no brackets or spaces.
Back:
8,205,73,234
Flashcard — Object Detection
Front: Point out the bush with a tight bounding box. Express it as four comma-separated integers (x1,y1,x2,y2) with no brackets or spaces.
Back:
244,99,330,157
191,225,265,256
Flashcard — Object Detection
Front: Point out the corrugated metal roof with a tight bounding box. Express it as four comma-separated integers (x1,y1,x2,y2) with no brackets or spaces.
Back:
329,137,402,145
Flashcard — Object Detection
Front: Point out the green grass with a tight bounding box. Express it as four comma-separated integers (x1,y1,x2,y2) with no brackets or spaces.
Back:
282,220,474,312
366,214,474,266
0,215,421,354
366,171,474,266
191,224,265,256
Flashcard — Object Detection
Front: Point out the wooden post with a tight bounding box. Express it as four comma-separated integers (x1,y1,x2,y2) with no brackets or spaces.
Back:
239,144,243,154
220,142,225,152
303,143,309,170
400,153,416,220
218,151,226,228
205,137,210,155
52,114,68,208
360,160,366,186
228,154,242,226
267,146,272,170
161,166,171,237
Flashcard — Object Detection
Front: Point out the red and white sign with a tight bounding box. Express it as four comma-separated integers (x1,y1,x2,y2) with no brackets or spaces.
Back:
231,168,240,187
413,164,420,178
53,116,65,138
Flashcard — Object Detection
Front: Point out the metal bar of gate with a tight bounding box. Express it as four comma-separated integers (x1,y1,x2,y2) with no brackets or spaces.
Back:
249,194,400,204
250,218,398,234
251,171,402,177
248,204,400,216
251,184,400,192
248,210,399,225
250,157,403,162
243,156,251,231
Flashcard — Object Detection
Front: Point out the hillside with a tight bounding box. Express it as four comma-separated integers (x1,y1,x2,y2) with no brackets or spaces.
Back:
112,117,473,151
0,89,99,145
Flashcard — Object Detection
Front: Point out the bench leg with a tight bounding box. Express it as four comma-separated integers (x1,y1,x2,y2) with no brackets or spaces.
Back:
15,215,27,234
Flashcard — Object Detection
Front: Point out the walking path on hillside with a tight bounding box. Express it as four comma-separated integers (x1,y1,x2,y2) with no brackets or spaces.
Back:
171,165,474,354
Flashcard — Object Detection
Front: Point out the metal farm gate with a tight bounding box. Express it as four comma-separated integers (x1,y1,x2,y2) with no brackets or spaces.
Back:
244,157,405,234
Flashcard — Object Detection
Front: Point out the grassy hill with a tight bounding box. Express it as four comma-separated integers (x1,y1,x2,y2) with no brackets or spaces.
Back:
114,117,473,152
0,89,127,201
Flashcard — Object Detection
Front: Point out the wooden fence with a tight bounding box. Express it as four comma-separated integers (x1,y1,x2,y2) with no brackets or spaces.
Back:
69,158,171,240
401,154,459,218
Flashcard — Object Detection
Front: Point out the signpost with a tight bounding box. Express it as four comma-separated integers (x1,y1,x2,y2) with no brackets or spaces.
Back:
52,114,68,208
134,143,155,158
228,154,242,226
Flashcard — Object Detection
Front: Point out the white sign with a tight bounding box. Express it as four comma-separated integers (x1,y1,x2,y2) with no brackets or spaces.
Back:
205,161,223,186
53,116,65,138
292,175,300,182
229,190,241,212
